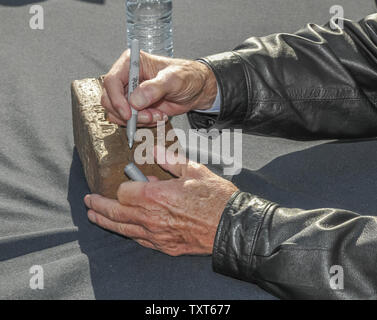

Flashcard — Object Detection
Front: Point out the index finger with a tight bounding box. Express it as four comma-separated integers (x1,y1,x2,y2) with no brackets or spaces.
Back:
110,49,132,83
104,50,134,120
85,194,146,225
103,75,131,121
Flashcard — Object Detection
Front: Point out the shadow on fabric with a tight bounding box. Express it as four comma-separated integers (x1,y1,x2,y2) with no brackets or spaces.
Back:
67,148,134,299
231,138,377,216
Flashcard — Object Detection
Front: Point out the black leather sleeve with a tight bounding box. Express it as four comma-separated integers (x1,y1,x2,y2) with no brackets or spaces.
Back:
214,191,377,299
188,14,377,139
195,14,377,299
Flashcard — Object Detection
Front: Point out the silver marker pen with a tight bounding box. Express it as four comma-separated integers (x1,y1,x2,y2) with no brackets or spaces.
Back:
124,162,149,182
127,39,140,149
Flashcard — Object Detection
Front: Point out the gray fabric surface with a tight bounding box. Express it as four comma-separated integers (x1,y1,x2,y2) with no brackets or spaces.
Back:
0,0,375,300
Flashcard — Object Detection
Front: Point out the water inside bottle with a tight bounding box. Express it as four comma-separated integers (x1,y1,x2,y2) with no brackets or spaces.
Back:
126,0,173,57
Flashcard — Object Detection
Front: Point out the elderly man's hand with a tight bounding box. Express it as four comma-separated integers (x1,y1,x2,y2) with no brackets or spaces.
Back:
84,147,238,256
102,50,218,127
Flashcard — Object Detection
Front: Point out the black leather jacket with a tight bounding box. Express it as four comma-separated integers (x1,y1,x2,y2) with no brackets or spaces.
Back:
188,14,377,299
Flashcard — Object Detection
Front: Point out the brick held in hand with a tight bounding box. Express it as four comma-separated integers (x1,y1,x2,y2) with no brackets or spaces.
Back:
71,77,175,199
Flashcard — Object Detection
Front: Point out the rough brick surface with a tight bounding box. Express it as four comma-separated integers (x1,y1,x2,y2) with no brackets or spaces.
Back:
71,77,175,199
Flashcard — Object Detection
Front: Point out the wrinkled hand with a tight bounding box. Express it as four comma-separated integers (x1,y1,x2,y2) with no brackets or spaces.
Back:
84,146,238,256
101,50,218,127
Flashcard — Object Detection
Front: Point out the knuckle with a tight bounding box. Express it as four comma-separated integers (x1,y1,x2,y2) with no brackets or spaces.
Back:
109,205,121,221
117,223,128,236
90,195,100,211
168,68,183,84
153,232,173,245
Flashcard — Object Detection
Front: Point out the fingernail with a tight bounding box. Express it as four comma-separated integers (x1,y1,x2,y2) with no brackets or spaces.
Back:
130,92,148,108
84,195,91,208
88,212,96,223
139,113,150,122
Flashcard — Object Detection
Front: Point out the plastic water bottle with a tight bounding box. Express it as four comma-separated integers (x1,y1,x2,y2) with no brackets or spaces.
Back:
126,0,173,57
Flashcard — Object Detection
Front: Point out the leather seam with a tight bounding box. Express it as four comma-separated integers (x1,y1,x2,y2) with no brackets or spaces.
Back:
212,190,241,258
232,51,253,117
248,203,278,279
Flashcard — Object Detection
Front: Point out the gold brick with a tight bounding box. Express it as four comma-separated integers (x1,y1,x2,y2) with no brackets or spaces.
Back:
71,77,175,199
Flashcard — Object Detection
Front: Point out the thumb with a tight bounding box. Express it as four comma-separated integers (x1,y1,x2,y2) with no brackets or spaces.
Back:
129,68,180,110
154,145,188,178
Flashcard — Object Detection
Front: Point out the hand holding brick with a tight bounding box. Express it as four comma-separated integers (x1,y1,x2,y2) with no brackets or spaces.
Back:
71,77,175,199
